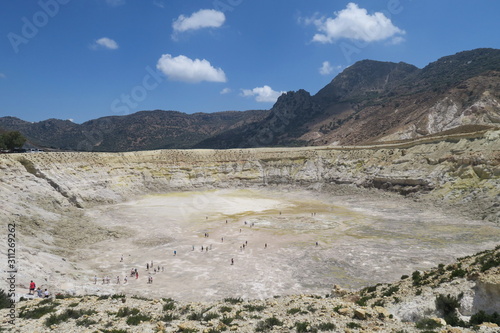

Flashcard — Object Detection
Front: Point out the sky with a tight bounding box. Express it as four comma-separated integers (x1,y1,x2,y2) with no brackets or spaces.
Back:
1,0,499,124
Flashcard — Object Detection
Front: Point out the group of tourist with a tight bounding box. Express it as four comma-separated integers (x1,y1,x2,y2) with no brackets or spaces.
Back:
28,280,50,298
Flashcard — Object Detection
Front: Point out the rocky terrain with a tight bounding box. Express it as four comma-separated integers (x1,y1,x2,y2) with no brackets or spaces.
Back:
2,246,499,332
0,129,499,332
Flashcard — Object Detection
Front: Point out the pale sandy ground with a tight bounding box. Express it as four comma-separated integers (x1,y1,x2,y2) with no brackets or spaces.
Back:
56,188,500,302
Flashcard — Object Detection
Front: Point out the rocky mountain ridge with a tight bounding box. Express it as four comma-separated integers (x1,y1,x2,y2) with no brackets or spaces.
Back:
1,48,499,151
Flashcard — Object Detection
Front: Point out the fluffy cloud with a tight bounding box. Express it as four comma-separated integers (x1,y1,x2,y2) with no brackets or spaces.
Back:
241,85,285,103
172,9,225,33
310,2,405,43
156,54,227,83
220,88,232,94
319,61,342,75
92,37,119,50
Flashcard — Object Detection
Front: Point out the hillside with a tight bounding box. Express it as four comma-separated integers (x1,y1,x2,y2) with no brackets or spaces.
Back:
0,48,499,151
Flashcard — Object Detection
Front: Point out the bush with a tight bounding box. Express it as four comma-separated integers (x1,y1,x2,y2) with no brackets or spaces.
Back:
243,304,266,312
435,294,461,325
221,315,234,325
295,321,317,333
0,290,11,309
115,307,140,317
19,304,58,319
346,322,361,329
287,308,301,315
412,271,422,286
161,313,179,322
203,312,220,321
255,316,283,332
224,297,243,304
469,310,500,326
44,308,96,326
76,317,98,327
316,322,336,331
219,306,232,313
163,300,176,311
450,268,467,279
126,313,152,325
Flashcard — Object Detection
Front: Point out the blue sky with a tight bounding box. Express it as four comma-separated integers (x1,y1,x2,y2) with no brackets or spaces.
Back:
1,0,499,124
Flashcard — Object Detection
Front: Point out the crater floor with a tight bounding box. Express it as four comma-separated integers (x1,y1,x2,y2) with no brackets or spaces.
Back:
71,188,500,301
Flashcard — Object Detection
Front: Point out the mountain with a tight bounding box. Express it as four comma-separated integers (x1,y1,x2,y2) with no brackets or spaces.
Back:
198,48,500,148
1,48,499,151
0,110,269,151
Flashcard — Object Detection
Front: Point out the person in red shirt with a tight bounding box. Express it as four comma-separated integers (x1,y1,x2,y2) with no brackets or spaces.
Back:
29,281,36,295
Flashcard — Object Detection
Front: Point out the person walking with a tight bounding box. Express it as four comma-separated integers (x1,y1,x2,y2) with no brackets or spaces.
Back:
29,281,36,295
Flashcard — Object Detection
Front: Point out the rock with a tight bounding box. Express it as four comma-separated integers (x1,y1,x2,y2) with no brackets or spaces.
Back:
430,317,447,326
337,308,351,316
331,284,348,297
478,322,499,328
354,308,367,320
373,306,390,319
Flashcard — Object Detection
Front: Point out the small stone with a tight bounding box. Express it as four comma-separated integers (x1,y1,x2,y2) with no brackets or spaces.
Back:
354,308,367,320
337,308,350,316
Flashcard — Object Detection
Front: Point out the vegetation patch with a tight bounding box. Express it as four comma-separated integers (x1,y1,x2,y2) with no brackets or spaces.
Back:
255,316,283,332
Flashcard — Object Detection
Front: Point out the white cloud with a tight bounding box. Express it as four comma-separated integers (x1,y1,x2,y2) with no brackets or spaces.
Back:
220,88,232,94
319,61,334,75
0,73,6,79
319,61,342,75
92,37,119,50
241,85,285,103
310,2,405,43
153,0,165,8
156,54,227,83
172,9,225,33
106,0,125,7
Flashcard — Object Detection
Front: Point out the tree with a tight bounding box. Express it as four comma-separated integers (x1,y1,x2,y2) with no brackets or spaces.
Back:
1,131,26,150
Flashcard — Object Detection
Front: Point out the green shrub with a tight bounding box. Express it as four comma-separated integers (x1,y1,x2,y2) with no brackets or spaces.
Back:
161,313,179,322
187,311,204,321
435,294,462,326
383,285,399,297
221,315,234,325
115,307,140,317
224,297,243,304
203,312,220,321
316,322,336,331
255,316,283,332
450,268,467,279
75,317,98,327
163,300,176,311
469,310,500,326
243,304,266,312
346,322,361,329
219,305,232,313
126,313,152,325
412,271,422,286
287,308,301,315
295,321,317,333
19,304,58,319
0,290,12,309
44,308,96,326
